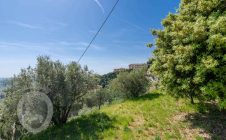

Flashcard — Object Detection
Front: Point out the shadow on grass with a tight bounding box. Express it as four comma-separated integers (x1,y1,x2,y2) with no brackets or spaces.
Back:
133,92,162,101
23,112,116,140
185,103,226,140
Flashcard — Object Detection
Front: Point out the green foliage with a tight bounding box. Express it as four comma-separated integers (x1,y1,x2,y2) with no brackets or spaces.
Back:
36,56,98,125
109,69,149,98
99,72,118,88
155,136,161,140
0,56,97,139
84,88,113,109
150,0,226,106
22,112,115,140
0,67,34,139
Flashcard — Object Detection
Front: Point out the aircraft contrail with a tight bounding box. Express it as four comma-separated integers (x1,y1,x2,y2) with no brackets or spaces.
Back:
93,0,105,14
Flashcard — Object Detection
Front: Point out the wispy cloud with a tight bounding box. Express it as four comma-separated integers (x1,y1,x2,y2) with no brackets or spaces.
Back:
119,19,147,32
43,20,68,31
88,30,97,34
57,41,104,51
0,41,104,54
0,40,104,77
93,0,105,14
6,20,67,31
8,21,43,29
75,42,103,50
54,21,67,27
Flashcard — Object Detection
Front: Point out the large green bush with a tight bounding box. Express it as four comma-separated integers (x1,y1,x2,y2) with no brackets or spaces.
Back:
150,0,226,106
110,69,149,98
84,88,113,109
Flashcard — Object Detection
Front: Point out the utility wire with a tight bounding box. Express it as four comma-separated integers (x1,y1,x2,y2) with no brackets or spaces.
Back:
77,0,120,63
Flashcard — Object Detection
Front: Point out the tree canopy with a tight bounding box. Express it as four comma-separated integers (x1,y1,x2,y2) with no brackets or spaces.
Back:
150,0,226,106
0,56,98,139
99,72,118,88
110,69,149,98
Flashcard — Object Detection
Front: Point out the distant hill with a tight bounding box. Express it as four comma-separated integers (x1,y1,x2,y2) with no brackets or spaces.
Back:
0,78,10,88
0,78,10,99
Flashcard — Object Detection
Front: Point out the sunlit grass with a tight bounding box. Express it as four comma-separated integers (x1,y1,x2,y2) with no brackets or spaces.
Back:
98,92,197,139
23,92,223,140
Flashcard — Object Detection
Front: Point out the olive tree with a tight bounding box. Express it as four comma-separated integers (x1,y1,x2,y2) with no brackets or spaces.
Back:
36,56,97,125
0,56,97,139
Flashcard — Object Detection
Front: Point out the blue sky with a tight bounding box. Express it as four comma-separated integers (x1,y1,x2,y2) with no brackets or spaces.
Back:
0,0,180,77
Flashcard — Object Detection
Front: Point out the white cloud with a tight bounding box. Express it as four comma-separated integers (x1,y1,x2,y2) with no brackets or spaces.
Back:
0,41,103,55
119,18,147,32
74,42,103,50
8,21,43,29
6,20,68,31
88,30,97,34
93,0,105,14
0,40,104,77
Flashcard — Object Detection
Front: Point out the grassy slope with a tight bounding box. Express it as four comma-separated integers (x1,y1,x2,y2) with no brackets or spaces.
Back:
23,92,226,140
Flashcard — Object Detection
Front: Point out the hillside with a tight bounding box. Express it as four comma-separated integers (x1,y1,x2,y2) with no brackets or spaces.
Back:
0,78,10,89
0,78,9,99
23,92,226,140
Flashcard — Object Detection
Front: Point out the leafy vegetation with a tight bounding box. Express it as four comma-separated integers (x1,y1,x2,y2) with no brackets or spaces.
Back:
150,0,226,106
84,88,113,110
36,56,98,125
0,56,150,139
1,0,226,139
109,68,149,98
22,112,115,140
99,72,118,88
0,56,98,139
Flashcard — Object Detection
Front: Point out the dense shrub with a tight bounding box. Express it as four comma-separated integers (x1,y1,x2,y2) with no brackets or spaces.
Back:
150,0,226,106
84,88,113,109
109,69,149,98
99,72,118,88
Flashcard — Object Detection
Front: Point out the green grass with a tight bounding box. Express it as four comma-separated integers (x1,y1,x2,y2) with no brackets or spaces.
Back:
22,92,226,140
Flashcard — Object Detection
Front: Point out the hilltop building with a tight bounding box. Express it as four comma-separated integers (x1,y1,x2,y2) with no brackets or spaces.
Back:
113,63,148,73
113,68,128,73
129,63,147,70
